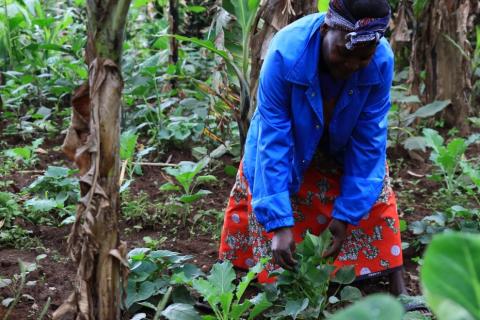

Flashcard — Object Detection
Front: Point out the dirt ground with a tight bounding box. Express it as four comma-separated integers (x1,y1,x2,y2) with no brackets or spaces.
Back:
0,134,444,319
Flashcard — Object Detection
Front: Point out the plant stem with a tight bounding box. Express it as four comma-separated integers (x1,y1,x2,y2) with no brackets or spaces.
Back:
153,286,172,320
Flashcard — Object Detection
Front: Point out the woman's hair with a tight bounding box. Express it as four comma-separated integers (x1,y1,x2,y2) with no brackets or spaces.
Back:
344,0,390,19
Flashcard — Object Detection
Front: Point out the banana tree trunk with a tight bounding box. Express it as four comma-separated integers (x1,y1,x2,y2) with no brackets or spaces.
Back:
408,0,478,134
54,1,131,319
248,0,317,119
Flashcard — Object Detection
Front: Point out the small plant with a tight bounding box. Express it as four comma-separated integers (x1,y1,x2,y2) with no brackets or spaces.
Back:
265,231,360,319
125,247,202,315
119,129,156,192
160,158,217,225
22,166,79,225
4,138,44,168
0,255,45,319
410,205,480,245
171,260,272,320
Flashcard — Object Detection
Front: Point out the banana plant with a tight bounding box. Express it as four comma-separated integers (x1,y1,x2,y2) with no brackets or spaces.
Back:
164,0,260,152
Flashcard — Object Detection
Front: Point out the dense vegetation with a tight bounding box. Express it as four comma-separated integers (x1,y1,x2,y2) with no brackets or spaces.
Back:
0,0,479,319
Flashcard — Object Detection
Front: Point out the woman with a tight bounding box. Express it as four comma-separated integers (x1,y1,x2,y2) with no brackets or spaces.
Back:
219,0,406,294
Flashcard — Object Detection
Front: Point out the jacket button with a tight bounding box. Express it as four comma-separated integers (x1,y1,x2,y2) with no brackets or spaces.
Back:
348,90,353,95
315,125,320,129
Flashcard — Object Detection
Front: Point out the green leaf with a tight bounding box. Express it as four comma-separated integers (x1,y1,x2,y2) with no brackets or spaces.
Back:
128,248,150,261
230,300,252,319
329,294,404,320
332,265,356,284
220,292,234,317
179,190,212,203
161,303,201,320
125,281,157,308
421,232,480,320
160,182,181,192
340,286,362,302
207,261,236,295
248,293,272,320
186,5,206,13
284,298,309,319
423,128,444,154
224,165,238,177
24,198,58,212
403,136,427,152
45,166,70,177
412,100,451,118
120,130,138,160
5,147,31,160
192,278,218,302
196,175,218,184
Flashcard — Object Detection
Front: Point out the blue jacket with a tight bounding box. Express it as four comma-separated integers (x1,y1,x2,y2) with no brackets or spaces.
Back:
243,13,394,232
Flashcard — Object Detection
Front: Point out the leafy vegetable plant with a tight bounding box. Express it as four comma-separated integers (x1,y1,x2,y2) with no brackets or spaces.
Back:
265,231,360,319
126,247,202,314
160,158,217,225
170,260,272,320
421,232,480,320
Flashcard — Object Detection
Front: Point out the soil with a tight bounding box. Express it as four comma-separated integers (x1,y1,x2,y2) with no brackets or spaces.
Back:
0,133,463,319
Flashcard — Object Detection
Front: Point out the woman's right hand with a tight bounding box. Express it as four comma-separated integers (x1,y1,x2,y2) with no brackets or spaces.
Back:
271,227,297,271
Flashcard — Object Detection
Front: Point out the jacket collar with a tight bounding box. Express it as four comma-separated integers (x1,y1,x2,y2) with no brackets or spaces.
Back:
285,15,383,88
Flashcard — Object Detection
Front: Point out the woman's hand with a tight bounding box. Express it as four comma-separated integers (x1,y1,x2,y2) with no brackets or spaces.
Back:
323,218,348,258
272,227,297,271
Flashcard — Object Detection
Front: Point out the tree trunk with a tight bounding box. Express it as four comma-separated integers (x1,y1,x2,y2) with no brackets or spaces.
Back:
248,0,318,119
408,0,478,134
54,1,131,319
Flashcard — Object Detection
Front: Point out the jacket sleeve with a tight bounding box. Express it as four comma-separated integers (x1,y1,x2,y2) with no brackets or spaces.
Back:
332,58,394,226
248,42,295,233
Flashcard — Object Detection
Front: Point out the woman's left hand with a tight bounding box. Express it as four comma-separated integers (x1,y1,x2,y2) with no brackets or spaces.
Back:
323,219,348,258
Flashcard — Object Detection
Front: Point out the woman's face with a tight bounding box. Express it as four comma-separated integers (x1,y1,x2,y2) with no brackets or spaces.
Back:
321,27,377,80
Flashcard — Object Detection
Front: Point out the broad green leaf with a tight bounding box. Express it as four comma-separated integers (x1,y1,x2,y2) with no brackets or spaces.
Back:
236,262,262,300
332,265,356,284
248,293,272,320
127,248,150,261
423,128,444,154
220,292,234,317
403,136,427,152
45,166,70,177
329,294,404,320
340,286,362,302
160,182,181,191
196,175,218,184
125,281,156,308
230,300,252,319
120,130,138,160
24,198,58,212
161,303,201,320
192,278,218,300
437,138,467,176
284,298,309,319
179,190,212,203
421,232,480,320
412,100,450,118
207,261,236,295
5,147,31,160
224,165,238,177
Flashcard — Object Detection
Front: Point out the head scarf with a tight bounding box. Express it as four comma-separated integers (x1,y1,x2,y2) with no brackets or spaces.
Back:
324,0,391,50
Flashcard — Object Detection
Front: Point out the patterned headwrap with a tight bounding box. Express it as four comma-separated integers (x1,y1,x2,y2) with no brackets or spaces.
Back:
324,0,391,50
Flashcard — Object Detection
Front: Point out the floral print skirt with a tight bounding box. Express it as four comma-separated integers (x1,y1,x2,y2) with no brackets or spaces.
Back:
218,158,403,283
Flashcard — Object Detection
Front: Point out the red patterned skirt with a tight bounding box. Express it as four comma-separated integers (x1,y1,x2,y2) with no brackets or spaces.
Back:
219,158,403,283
